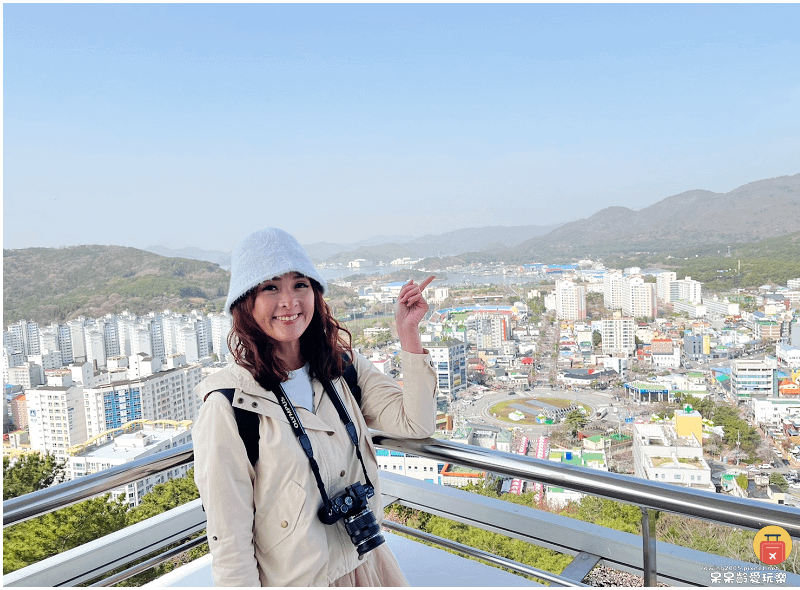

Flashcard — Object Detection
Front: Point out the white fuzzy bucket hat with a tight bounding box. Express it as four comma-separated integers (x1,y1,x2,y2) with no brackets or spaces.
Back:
225,227,327,314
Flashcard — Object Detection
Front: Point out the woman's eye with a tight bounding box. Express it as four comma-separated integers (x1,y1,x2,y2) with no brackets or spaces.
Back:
296,282,310,289
260,284,277,292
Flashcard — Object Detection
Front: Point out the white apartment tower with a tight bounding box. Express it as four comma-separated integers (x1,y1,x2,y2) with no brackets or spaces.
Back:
191,313,212,359
8,320,41,357
102,315,121,358
731,358,778,401
656,272,677,303
84,363,203,437
131,327,154,357
117,314,137,357
603,272,624,310
148,315,166,361
56,323,74,364
601,316,636,356
622,276,656,319
178,325,200,364
427,339,467,400
672,277,703,304
210,313,232,361
38,326,59,355
68,318,87,363
26,385,88,462
85,327,107,369
555,280,587,321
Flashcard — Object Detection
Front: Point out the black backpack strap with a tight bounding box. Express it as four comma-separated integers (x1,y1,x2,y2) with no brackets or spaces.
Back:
216,388,260,467
342,354,361,406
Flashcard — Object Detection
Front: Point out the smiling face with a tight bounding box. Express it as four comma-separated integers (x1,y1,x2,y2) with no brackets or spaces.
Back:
250,272,315,360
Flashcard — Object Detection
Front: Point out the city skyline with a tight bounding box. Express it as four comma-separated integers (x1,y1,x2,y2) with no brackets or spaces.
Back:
4,3,799,252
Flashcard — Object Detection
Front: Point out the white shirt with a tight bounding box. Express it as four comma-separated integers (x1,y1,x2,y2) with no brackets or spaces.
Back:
282,363,314,411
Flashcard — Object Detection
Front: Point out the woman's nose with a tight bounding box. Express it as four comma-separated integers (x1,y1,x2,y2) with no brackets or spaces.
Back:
278,290,296,307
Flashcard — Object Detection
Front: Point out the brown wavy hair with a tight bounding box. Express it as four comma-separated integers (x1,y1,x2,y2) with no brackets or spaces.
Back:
227,279,353,391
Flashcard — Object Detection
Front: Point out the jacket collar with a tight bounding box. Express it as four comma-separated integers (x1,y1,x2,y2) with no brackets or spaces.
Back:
197,362,337,433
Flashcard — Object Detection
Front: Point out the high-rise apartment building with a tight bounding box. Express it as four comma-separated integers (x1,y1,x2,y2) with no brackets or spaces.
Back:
601,316,636,356
656,272,677,303
621,276,656,319
731,358,778,401
603,272,624,310
131,327,154,357
68,318,87,363
26,384,88,462
8,362,44,390
210,313,232,361
10,394,28,430
177,325,200,363
555,279,587,321
671,277,702,304
428,339,466,399
8,320,41,357
83,362,203,437
3,348,26,384
85,327,107,369
149,315,166,360
102,315,121,358
192,313,212,359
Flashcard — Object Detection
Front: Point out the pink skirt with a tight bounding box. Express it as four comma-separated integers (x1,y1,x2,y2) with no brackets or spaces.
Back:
330,543,409,587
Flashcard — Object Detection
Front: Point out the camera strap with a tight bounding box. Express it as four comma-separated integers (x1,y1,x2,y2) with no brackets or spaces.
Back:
271,377,374,517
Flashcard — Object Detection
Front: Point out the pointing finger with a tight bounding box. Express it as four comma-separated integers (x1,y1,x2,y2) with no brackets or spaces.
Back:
418,276,435,291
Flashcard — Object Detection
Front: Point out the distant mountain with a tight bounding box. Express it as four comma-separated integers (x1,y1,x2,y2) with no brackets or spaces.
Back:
130,173,800,269
144,245,231,268
314,224,560,264
3,246,230,326
500,173,800,261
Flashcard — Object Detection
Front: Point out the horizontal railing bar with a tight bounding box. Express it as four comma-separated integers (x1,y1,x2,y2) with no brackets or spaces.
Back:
5,434,799,542
91,534,208,587
3,499,207,587
3,443,194,527
372,433,800,538
379,472,800,587
382,520,588,587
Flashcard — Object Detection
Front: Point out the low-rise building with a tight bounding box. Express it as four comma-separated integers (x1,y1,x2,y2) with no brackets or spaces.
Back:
546,447,608,508
374,448,442,485
67,422,193,507
632,409,713,491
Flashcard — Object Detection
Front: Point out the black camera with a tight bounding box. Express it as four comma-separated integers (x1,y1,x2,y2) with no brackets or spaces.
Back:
318,482,385,556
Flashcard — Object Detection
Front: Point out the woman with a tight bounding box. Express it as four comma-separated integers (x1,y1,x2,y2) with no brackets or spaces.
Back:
193,227,437,586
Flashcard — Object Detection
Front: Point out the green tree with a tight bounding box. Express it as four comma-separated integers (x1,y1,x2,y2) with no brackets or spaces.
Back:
592,330,602,348
563,410,588,439
127,469,200,525
3,452,66,500
560,496,643,534
3,494,128,574
769,472,788,492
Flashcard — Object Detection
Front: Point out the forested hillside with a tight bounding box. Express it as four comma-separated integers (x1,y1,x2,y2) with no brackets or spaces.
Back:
3,246,230,326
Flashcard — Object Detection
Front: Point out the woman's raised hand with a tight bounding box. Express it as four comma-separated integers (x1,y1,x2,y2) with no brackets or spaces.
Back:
395,276,435,353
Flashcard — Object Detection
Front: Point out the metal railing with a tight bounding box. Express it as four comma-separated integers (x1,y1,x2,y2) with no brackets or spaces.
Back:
4,434,800,587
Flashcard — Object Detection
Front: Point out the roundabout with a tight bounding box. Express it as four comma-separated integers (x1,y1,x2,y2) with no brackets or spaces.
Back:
486,397,592,426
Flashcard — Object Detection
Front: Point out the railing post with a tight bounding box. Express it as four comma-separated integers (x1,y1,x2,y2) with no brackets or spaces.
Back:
641,508,658,587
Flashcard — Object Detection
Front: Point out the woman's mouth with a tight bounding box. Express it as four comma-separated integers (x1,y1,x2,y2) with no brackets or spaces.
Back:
275,313,301,322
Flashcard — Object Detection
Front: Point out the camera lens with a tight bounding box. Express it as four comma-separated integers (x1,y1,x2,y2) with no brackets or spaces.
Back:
344,508,385,556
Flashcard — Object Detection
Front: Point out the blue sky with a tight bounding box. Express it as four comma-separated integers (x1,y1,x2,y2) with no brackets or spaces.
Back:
4,3,799,252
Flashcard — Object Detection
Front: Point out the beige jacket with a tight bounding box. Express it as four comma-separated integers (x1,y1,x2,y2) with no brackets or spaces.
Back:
193,350,437,586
